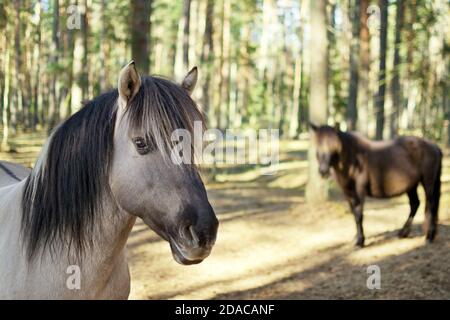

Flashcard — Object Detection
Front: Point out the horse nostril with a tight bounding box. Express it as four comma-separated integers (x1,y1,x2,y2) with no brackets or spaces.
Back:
188,225,200,247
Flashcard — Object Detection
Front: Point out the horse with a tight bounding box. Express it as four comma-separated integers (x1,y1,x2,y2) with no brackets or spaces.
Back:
310,123,442,247
0,61,219,299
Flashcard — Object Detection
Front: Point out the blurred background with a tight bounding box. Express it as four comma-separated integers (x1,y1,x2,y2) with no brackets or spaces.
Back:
0,0,449,299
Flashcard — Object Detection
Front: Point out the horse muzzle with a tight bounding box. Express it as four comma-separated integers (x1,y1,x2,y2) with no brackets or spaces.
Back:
169,238,213,265
169,216,219,265
319,168,330,178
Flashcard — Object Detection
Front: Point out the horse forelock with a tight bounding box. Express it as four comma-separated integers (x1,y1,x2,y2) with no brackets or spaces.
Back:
123,76,205,161
315,126,342,154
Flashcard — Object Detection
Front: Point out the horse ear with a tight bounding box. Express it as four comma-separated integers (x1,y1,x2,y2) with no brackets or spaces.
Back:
181,67,198,95
118,60,141,105
309,122,318,132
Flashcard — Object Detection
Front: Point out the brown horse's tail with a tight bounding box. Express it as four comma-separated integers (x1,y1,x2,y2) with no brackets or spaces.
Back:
433,149,442,214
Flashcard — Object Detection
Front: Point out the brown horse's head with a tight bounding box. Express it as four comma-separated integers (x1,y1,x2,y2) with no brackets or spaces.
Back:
309,123,342,178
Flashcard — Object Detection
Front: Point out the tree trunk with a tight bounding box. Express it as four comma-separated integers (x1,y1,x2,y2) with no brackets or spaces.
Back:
217,0,231,130
48,0,60,131
1,26,10,151
200,0,214,122
375,0,388,140
306,0,329,203
347,0,360,131
33,0,42,127
290,54,301,137
403,0,416,130
278,23,291,137
99,0,109,91
11,0,22,135
389,0,404,138
81,0,89,100
297,0,309,136
59,0,76,120
290,1,308,137
131,0,152,74
22,11,32,130
182,0,191,70
446,81,450,147
357,0,370,135
167,16,178,76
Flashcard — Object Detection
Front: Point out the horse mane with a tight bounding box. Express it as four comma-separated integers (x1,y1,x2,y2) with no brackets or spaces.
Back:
21,76,204,261
336,130,366,171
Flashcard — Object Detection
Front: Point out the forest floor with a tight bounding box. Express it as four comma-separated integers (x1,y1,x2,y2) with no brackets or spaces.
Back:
1,133,449,299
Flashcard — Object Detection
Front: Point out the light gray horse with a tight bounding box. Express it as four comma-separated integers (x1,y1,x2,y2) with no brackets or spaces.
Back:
0,62,219,299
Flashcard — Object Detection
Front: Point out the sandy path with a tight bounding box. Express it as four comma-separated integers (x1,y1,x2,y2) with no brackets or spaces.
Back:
128,158,450,300
2,134,448,299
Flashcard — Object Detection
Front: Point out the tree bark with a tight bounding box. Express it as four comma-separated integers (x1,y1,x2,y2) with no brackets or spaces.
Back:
48,0,60,131
182,0,191,70
278,23,291,137
217,0,231,129
347,0,361,131
33,0,42,127
390,0,404,138
99,0,109,91
306,0,329,203
200,0,214,121
403,0,416,130
59,0,75,120
297,0,309,136
447,82,450,147
11,0,22,134
357,0,370,134
375,0,388,140
1,20,10,150
131,0,152,74
81,0,89,100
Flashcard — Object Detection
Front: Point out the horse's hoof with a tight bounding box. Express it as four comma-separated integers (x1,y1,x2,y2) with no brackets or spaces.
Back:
398,228,410,238
355,239,365,248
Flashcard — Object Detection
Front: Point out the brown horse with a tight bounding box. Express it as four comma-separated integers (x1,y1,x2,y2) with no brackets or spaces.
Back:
310,124,442,247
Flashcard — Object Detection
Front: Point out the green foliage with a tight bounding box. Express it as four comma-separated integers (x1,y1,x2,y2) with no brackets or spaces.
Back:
0,0,448,143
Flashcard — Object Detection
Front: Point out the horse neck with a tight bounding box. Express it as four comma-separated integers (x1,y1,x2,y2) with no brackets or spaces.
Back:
25,121,136,269
88,197,136,265
25,162,136,271
334,131,362,175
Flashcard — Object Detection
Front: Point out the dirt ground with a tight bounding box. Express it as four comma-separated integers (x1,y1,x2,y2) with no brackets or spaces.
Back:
1,134,449,299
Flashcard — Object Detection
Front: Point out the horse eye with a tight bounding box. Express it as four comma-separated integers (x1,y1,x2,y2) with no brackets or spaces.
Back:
132,137,151,155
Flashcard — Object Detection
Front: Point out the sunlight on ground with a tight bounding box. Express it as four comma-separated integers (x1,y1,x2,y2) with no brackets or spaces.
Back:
347,237,424,263
0,132,47,168
2,132,450,299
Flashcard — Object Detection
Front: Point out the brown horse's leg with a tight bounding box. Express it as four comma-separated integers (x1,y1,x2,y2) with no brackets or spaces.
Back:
398,187,420,238
424,198,439,243
422,153,442,243
349,197,365,247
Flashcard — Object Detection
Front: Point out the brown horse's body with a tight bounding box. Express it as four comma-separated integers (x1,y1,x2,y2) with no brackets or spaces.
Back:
311,124,442,247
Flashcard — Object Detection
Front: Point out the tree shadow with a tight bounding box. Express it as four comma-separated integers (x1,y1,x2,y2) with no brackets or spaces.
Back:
211,224,450,300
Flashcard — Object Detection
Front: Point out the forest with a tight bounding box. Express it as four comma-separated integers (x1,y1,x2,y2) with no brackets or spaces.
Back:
2,0,449,204
0,0,449,299
0,0,448,143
